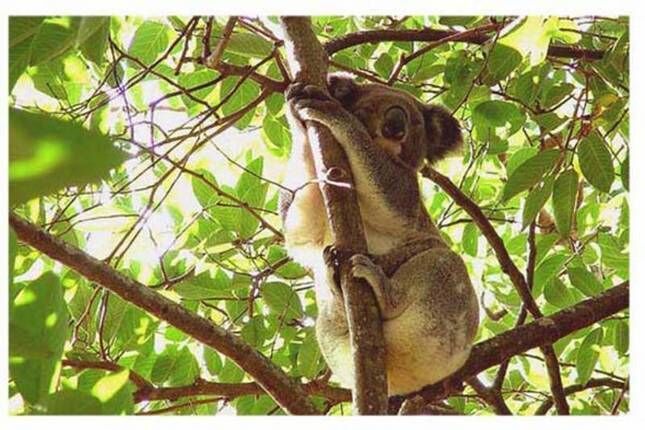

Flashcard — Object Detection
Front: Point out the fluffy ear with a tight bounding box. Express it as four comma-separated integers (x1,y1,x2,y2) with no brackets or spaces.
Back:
422,105,463,164
327,72,360,107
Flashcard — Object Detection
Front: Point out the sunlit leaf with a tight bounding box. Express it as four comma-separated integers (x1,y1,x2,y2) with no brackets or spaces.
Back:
128,20,170,65
9,273,68,405
9,109,128,205
499,16,558,65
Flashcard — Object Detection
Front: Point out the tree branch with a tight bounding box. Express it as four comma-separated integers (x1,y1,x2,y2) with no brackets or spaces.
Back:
279,16,389,414
61,359,152,390
9,212,318,415
133,379,351,405
535,377,626,415
325,27,605,61
62,284,628,414
413,282,628,403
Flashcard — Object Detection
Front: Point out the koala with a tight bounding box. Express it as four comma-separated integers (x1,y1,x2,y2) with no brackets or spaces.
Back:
279,74,479,396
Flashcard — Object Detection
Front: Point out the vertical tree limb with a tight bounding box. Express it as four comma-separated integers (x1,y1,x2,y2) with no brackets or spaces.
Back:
279,17,389,414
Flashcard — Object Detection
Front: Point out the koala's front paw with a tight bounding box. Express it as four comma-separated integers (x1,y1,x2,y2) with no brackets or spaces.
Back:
286,83,342,124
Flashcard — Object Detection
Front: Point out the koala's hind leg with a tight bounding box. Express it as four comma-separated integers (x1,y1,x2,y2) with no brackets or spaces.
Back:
347,253,413,320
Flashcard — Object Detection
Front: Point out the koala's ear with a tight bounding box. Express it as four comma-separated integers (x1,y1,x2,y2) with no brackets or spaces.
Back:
327,72,360,107
422,105,463,164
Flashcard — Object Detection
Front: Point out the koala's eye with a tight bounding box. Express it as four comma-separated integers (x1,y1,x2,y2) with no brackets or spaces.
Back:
382,106,407,140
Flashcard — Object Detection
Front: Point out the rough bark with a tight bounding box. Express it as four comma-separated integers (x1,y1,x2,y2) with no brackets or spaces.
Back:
279,16,389,414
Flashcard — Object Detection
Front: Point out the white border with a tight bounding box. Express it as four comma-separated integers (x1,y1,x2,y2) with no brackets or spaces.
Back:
2,1,642,429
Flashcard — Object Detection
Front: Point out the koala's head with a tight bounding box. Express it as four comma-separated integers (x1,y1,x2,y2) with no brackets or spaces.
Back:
328,73,462,170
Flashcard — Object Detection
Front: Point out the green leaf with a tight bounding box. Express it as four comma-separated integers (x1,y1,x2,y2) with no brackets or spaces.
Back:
472,100,525,136
522,176,554,229
506,147,538,177
90,369,134,414
128,20,170,65
374,53,394,78
203,348,223,376
220,78,260,129
177,69,219,110
9,272,68,405
533,253,567,294
462,222,478,256
487,44,522,82
597,233,628,277
533,112,567,132
191,169,220,209
241,316,266,347
261,282,303,321
9,229,18,301
499,17,558,65
567,267,603,297
9,16,44,47
611,320,629,355
544,278,575,309
262,115,291,157
502,149,559,202
9,36,34,92
219,358,245,384
620,155,629,190
47,390,103,415
552,169,578,237
225,32,273,59
151,346,199,386
9,17,45,91
175,272,222,300
28,52,91,101
10,108,128,205
577,132,614,193
235,157,268,237
29,17,80,65
297,330,323,379
78,17,110,66
541,83,575,108
553,19,582,44
576,327,603,384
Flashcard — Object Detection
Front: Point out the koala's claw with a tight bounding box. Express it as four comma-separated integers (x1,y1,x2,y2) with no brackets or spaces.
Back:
286,83,330,102
323,245,347,297
323,245,353,269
